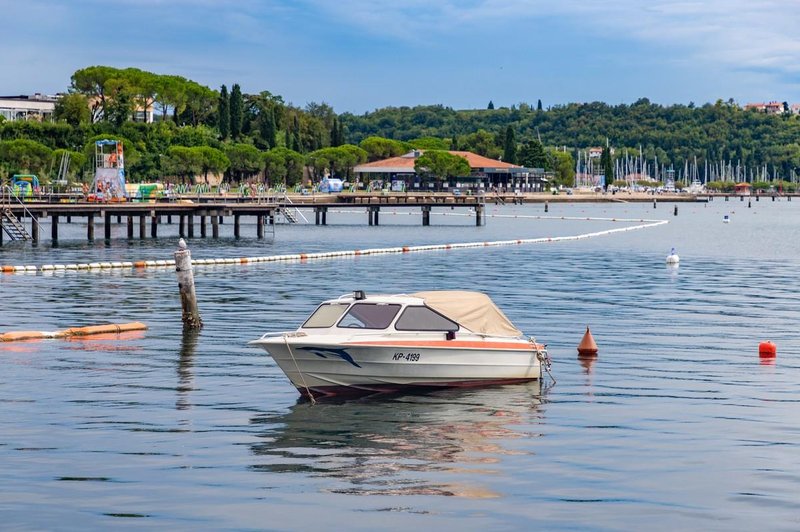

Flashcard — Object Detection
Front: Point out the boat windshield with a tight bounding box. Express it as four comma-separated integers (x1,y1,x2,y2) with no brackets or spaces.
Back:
394,306,459,332
302,303,350,328
337,303,401,329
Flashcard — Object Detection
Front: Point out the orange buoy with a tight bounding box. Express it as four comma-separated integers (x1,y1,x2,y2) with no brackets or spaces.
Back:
758,341,777,358
577,326,598,357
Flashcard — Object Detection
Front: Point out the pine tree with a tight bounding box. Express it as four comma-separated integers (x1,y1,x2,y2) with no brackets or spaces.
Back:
229,83,243,140
503,126,516,164
218,85,229,140
487,100,495,110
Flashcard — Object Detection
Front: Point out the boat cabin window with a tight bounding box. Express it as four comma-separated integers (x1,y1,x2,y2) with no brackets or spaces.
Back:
395,306,459,332
337,303,401,329
302,303,350,328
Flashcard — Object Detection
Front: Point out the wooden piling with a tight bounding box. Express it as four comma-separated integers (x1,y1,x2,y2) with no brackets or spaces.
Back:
257,214,264,238
31,214,39,242
151,215,158,238
139,215,146,239
234,214,241,238
87,215,95,241
211,214,219,238
200,215,206,238
174,238,202,329
51,214,58,242
105,211,112,240
127,216,134,239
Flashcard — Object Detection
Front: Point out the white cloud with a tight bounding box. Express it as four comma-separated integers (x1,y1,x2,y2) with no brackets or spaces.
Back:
303,0,800,76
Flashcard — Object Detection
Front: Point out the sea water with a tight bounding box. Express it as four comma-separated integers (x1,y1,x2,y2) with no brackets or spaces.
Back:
1,199,799,530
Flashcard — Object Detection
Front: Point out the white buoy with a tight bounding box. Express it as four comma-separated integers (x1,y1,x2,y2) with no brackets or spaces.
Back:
666,247,680,264
723,214,730,223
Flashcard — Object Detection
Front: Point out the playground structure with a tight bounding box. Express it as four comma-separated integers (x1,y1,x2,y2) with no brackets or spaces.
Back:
89,140,127,202
11,175,39,197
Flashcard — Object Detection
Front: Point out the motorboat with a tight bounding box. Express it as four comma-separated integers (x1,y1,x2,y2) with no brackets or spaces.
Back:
249,290,549,398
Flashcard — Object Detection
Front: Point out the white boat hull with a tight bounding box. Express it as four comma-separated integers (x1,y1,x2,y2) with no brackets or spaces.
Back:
251,335,543,397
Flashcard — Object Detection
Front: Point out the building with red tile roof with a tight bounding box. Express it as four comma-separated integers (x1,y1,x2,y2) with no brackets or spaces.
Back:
353,150,549,191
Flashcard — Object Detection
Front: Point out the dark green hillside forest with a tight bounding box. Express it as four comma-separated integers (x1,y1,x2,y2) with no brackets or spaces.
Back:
2,65,799,189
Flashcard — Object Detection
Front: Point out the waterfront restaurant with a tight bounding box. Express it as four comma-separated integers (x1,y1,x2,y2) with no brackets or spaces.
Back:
353,150,549,192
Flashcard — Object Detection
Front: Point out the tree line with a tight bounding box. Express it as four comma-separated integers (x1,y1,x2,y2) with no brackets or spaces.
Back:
3,65,800,189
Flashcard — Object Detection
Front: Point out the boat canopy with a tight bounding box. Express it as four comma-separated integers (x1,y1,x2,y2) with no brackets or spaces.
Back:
412,291,522,337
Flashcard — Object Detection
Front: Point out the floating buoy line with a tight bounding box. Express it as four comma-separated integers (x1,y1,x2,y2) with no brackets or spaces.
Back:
0,217,668,275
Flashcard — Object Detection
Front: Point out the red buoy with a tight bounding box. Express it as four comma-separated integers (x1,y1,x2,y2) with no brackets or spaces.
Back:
758,341,777,358
577,327,598,357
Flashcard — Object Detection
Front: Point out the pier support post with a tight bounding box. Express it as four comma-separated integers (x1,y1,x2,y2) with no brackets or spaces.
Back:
756,195,759,202
179,215,185,237
476,203,484,226
117,215,122,223
740,196,744,202
127,216,134,239
51,215,58,242
67,215,71,223
315,207,321,225
234,214,240,238
200,215,207,238
268,211,274,225
673,205,678,216
151,215,158,238
139,216,146,239
211,214,219,238
653,199,657,209
31,214,39,242
167,215,172,224
422,205,431,226
105,211,112,240
322,207,327,225
257,215,264,238
87,214,95,241
187,215,194,238
174,239,203,330
545,201,549,213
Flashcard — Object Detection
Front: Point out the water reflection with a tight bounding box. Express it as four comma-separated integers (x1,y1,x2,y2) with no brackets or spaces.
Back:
250,383,546,498
176,329,199,410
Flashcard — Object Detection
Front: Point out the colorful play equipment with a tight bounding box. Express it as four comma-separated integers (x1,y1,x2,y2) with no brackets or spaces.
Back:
88,140,127,202
11,174,39,197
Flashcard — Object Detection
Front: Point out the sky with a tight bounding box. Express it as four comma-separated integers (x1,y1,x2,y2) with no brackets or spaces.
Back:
1,0,799,114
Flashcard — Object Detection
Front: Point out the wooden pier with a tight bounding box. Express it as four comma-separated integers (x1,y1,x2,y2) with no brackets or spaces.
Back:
0,198,485,244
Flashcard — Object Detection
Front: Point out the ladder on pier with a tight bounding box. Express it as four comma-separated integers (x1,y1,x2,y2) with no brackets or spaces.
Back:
1,186,35,241
1,208,31,241
281,207,299,223
278,194,308,224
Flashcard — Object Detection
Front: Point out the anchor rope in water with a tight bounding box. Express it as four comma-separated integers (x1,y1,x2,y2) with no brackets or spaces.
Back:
0,217,668,274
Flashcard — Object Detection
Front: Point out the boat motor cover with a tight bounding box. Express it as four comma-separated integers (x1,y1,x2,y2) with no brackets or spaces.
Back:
412,291,523,337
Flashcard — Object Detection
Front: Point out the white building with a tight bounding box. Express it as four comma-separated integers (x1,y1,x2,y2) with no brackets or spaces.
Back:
0,94,59,122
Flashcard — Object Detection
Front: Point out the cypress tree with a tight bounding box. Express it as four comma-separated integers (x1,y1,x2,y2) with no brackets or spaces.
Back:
330,118,340,147
338,121,345,146
487,100,495,110
218,84,229,140
450,134,458,151
503,126,516,164
229,83,243,140
537,99,543,111
601,147,614,188
260,108,276,149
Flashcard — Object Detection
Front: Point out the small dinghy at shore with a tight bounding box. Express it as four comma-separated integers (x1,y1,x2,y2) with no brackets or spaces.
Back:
249,290,550,399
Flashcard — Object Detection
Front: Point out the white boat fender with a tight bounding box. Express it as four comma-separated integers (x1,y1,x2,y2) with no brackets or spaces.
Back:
666,248,680,264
